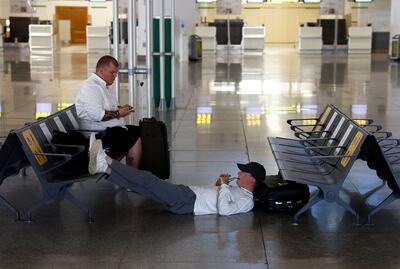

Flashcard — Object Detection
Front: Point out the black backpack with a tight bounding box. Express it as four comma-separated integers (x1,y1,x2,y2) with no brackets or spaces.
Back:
253,173,310,212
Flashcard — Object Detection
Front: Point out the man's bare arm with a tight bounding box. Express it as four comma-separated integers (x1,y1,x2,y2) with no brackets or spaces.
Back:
102,110,120,121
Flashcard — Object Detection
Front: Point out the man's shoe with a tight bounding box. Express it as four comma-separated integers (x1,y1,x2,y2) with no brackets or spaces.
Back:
89,139,107,175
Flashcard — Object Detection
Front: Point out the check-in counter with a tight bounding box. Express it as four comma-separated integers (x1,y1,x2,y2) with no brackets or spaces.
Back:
195,26,216,51
29,25,55,55
242,26,265,51
348,27,372,54
30,55,54,81
298,27,322,54
86,26,110,52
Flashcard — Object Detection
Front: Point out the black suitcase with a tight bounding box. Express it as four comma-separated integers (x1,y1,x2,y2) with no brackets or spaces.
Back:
253,174,310,212
139,118,170,179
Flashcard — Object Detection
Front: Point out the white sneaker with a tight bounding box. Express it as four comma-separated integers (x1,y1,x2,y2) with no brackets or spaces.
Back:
88,139,108,175
88,132,96,151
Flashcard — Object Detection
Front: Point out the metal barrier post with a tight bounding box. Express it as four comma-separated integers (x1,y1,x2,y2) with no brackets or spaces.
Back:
169,0,176,110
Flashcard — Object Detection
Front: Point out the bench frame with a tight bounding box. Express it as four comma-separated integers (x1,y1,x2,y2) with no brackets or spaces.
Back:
12,105,95,222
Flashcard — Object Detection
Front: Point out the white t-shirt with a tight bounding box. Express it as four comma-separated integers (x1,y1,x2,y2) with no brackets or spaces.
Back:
75,73,125,131
189,181,254,216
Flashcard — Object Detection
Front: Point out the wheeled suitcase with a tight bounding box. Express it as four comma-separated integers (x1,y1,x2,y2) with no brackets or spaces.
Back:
139,118,170,179
253,174,310,212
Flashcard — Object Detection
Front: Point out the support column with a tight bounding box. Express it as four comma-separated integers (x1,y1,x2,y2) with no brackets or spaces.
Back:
112,0,120,102
158,0,167,111
128,0,137,123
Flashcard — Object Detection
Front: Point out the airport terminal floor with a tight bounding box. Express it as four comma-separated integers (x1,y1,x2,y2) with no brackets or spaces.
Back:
1,46,400,268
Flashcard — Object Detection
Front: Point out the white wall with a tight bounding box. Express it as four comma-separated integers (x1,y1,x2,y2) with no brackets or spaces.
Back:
0,0,197,59
390,0,400,36
0,0,112,26
357,0,391,32
390,0,400,55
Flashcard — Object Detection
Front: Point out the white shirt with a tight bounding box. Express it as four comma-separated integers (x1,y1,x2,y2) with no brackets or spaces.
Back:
189,181,254,216
75,73,125,131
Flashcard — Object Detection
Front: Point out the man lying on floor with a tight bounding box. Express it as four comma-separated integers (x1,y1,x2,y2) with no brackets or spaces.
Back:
89,139,266,216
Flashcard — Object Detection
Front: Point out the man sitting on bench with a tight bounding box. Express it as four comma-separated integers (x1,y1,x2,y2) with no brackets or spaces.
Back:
75,55,142,168
89,139,266,215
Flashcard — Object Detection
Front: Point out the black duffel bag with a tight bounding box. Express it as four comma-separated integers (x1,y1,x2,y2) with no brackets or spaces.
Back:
253,173,310,212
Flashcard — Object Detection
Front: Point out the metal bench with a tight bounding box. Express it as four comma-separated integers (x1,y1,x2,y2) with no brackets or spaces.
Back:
12,105,95,222
287,104,390,142
269,119,368,225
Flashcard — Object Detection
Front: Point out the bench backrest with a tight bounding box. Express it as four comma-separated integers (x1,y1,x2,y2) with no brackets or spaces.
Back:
13,105,81,183
297,104,337,139
325,120,368,184
297,110,355,169
305,111,350,158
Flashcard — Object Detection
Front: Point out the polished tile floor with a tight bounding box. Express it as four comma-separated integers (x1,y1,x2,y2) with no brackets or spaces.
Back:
1,46,400,268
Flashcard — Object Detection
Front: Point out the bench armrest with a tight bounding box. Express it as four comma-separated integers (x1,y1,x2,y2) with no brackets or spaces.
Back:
305,146,345,155
383,151,400,156
379,138,400,146
299,138,337,146
50,144,86,150
353,118,374,125
310,154,353,159
71,129,104,133
287,118,318,125
27,143,86,174
28,151,73,174
294,130,330,139
374,131,392,140
362,124,383,131
271,137,299,142
279,167,334,177
290,124,324,132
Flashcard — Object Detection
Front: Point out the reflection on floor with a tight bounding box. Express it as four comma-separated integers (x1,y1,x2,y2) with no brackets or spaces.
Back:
1,47,400,268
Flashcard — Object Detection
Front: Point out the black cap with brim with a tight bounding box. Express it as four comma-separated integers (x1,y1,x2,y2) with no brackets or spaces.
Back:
237,162,266,184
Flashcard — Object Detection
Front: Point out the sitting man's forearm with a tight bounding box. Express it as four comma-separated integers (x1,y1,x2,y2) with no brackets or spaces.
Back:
102,110,120,121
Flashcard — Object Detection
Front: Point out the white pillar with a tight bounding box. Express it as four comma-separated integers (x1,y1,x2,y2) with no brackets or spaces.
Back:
112,0,120,102
390,0,400,55
146,0,154,117
128,0,137,117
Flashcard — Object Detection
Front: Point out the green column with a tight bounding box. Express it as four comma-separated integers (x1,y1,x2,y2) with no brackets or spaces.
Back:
153,17,172,108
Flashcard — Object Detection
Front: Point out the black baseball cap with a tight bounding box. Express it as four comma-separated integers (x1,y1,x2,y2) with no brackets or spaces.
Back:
237,162,266,184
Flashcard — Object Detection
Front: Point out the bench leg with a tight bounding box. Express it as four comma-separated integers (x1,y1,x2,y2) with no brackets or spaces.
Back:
367,191,399,225
335,196,360,225
27,196,52,222
293,190,323,225
28,183,93,222
0,194,21,221
63,190,94,223
362,180,386,200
